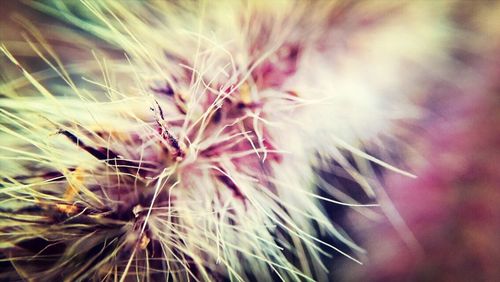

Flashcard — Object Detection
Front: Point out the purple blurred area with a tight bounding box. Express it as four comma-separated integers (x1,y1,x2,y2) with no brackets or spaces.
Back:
335,10,500,281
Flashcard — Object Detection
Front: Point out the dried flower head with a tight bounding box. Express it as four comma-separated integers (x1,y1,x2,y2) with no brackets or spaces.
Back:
0,1,450,281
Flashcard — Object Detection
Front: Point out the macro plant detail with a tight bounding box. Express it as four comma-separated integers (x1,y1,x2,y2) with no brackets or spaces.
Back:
0,1,454,281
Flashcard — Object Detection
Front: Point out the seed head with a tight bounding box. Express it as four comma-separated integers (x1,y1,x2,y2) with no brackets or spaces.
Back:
0,1,450,281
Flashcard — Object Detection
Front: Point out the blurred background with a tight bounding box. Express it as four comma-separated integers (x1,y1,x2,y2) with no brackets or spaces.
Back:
326,2,500,280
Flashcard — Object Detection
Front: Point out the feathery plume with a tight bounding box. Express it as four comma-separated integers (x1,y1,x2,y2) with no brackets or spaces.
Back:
1,1,451,281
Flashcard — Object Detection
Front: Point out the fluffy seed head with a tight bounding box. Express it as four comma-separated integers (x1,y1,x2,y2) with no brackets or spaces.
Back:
0,1,451,281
